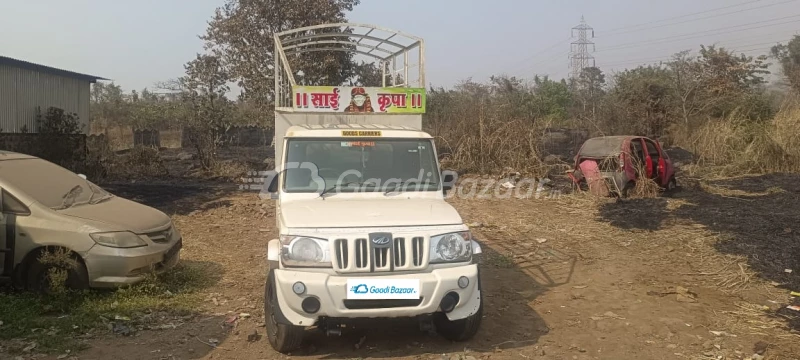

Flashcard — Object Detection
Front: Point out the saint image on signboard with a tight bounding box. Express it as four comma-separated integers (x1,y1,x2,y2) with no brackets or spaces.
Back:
345,87,374,113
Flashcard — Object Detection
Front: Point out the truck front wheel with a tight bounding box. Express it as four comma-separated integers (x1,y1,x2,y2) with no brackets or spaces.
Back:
265,270,305,353
434,276,483,341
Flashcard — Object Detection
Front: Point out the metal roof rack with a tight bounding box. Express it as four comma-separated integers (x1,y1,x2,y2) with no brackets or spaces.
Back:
274,23,425,111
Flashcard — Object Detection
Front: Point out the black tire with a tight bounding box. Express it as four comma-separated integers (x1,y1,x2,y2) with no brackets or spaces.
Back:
577,179,589,192
25,248,89,294
434,274,483,341
264,270,304,353
666,177,677,191
620,181,635,198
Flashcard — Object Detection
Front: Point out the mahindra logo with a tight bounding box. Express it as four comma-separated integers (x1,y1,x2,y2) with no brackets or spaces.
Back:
372,237,390,245
368,232,393,248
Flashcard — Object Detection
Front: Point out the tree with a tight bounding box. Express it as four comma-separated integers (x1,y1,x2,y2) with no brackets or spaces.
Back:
531,75,571,122
694,45,771,120
609,65,676,136
350,61,384,87
202,0,361,118
90,82,130,129
572,67,606,124
771,35,800,93
696,45,770,94
181,54,235,170
667,51,709,126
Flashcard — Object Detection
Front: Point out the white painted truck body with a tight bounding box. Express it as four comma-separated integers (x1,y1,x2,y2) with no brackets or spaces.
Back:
264,23,480,353
265,114,482,328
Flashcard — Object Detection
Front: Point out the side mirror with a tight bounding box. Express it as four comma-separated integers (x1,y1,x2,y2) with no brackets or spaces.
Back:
258,170,279,200
442,170,458,193
266,170,279,193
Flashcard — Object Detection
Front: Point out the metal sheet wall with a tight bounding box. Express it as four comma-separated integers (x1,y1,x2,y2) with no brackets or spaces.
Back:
0,64,90,134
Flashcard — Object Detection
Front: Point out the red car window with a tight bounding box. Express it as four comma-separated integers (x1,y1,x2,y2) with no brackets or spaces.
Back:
644,139,659,157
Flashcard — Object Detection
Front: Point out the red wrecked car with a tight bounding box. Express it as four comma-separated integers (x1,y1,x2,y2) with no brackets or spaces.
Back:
567,135,677,197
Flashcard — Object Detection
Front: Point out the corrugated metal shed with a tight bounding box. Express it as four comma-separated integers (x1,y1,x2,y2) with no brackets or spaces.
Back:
0,56,107,134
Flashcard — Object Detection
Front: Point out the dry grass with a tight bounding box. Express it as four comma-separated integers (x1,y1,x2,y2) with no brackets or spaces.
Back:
673,99,800,177
435,118,552,176
114,146,170,179
715,301,799,339
629,177,661,198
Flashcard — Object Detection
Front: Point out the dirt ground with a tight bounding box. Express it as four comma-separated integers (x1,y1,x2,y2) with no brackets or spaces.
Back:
11,168,800,360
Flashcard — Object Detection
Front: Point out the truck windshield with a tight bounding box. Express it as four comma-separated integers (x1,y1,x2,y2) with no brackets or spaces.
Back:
284,138,441,193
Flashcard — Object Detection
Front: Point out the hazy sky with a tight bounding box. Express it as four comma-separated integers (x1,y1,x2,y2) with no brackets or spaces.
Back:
2,0,798,92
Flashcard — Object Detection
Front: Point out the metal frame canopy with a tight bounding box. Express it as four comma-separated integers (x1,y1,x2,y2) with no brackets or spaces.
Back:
274,23,425,111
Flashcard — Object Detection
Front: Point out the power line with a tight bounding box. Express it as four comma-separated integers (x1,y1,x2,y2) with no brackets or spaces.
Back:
597,46,775,68
529,16,797,78
524,51,571,76
597,15,800,53
600,0,798,37
501,37,571,76
600,0,764,34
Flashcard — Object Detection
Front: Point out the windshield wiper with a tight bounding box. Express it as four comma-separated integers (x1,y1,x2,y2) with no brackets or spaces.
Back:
384,180,439,195
86,183,113,205
319,181,371,199
88,192,113,205
55,185,83,210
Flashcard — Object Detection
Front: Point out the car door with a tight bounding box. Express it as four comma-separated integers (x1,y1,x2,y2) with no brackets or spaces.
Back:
643,138,662,182
0,188,11,277
0,188,31,278
628,138,647,179
0,190,6,277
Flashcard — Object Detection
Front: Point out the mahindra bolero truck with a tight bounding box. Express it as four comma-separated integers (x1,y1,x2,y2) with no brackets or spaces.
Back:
261,24,483,353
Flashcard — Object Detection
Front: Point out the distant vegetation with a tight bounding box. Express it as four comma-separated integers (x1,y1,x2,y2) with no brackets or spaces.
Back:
88,0,800,178
426,37,800,176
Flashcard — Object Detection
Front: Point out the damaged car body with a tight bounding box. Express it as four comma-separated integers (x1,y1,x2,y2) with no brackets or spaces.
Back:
567,136,677,197
0,151,182,291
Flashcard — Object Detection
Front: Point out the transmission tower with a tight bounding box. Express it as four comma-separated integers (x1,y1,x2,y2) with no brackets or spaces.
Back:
570,16,596,79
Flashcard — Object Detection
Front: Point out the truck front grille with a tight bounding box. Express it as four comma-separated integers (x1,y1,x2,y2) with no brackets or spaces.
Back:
333,236,427,273
343,298,424,309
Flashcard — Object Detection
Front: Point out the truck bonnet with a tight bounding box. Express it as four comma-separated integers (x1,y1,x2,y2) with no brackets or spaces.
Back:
279,198,463,228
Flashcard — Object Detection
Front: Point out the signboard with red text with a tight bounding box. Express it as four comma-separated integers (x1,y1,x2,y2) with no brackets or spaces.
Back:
292,86,426,114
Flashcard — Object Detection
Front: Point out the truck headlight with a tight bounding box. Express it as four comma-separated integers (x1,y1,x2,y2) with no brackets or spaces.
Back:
90,231,148,248
280,235,332,267
430,231,472,263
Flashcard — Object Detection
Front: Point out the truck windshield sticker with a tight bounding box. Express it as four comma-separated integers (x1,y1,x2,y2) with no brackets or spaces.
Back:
341,141,376,147
342,130,382,137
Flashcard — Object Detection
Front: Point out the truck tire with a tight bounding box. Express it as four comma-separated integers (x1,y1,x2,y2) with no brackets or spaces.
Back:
264,270,304,353
434,274,483,341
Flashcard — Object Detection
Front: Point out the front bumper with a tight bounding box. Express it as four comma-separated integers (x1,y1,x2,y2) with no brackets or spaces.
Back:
84,238,182,288
273,264,481,326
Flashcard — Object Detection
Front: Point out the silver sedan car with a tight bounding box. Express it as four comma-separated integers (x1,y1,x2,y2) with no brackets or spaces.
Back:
0,151,182,290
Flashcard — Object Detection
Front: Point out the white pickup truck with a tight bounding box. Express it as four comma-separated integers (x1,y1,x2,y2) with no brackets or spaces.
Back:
262,23,482,353
261,124,483,352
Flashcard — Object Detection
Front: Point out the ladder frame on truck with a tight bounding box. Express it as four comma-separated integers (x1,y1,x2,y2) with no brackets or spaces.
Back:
273,23,426,112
